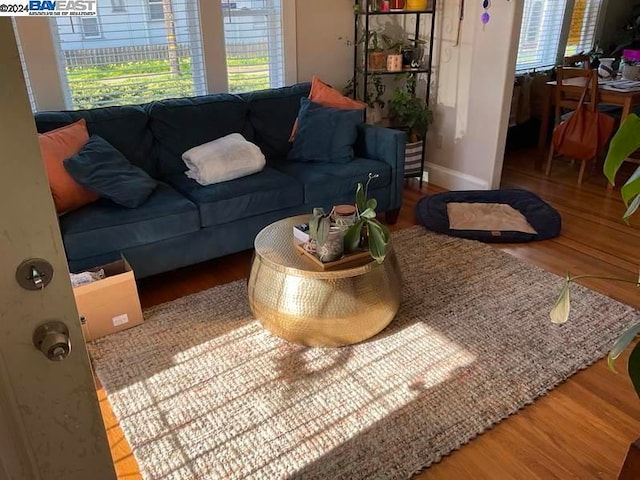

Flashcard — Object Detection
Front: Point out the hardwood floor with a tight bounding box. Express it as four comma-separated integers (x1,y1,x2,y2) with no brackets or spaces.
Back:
98,151,640,479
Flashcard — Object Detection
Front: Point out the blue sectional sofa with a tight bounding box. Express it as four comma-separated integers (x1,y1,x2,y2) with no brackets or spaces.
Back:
35,83,406,278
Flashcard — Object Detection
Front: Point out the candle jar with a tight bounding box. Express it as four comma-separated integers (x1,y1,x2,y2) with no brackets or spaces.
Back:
332,204,357,231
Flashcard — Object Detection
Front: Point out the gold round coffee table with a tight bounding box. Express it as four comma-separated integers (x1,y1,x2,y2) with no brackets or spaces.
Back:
247,215,402,347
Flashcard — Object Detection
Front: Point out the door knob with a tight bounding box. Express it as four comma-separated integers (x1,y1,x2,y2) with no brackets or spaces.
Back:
33,321,71,362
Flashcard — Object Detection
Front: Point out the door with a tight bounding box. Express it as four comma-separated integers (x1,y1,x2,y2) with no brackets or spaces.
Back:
0,19,116,480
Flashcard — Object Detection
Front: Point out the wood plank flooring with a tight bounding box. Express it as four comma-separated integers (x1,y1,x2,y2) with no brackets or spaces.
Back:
98,152,640,479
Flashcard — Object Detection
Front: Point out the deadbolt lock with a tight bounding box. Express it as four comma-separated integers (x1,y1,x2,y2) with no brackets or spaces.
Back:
16,258,54,290
33,321,71,362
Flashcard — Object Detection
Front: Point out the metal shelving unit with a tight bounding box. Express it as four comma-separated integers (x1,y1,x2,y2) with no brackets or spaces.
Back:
352,1,437,181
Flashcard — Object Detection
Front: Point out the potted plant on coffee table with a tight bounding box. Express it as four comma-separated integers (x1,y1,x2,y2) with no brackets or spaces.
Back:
388,75,433,177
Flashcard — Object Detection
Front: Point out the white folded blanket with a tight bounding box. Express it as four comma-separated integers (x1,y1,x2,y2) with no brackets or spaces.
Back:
182,133,266,186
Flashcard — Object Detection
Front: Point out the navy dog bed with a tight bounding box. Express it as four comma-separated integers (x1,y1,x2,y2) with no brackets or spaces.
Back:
415,189,561,243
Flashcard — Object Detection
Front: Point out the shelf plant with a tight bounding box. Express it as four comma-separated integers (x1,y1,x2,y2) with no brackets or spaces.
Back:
388,75,433,141
550,113,640,396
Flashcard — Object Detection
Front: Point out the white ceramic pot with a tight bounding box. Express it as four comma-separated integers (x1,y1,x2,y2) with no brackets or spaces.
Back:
598,58,615,79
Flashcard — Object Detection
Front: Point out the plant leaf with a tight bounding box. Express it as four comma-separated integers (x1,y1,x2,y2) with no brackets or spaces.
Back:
366,218,391,263
316,217,330,247
628,341,640,398
623,194,640,222
549,278,571,324
344,219,364,252
621,165,640,206
356,183,366,212
366,198,378,211
361,208,376,219
604,114,640,186
608,321,640,372
367,220,388,263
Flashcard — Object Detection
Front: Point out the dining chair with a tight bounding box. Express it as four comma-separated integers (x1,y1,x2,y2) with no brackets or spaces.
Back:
563,54,590,69
545,67,601,185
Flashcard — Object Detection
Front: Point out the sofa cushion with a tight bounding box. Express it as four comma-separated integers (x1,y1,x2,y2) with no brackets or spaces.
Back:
147,94,252,177
288,98,363,164
38,119,98,214
64,135,158,208
60,183,200,260
35,105,154,176
166,167,303,227
272,157,391,206
242,83,310,160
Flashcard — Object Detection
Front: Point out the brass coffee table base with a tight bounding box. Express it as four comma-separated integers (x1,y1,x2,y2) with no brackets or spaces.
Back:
247,216,402,347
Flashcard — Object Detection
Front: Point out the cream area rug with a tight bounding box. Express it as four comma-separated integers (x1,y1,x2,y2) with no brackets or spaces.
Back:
89,227,638,480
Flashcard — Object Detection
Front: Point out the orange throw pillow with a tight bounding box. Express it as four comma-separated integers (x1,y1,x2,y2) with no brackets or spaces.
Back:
289,76,366,141
38,119,98,214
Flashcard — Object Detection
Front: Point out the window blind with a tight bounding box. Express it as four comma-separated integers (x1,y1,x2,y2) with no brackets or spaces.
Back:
222,0,284,93
516,0,569,72
565,0,603,57
51,0,206,110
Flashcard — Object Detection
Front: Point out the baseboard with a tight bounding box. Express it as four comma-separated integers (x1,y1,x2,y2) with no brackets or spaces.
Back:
424,162,490,190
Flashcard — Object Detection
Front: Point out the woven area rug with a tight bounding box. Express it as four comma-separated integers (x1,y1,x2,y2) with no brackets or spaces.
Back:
89,227,638,480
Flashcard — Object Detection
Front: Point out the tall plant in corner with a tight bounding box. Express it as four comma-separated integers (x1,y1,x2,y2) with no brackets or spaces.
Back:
550,114,640,396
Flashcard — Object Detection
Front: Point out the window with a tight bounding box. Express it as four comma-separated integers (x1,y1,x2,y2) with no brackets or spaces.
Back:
515,0,604,72
148,0,164,21
80,17,101,39
223,0,284,93
13,0,290,110
111,0,125,13
50,0,206,109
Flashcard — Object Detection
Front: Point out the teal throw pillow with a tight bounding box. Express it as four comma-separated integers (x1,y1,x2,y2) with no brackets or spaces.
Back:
288,98,363,164
64,135,157,208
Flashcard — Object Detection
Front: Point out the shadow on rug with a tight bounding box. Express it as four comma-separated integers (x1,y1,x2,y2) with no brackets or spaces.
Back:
88,227,638,480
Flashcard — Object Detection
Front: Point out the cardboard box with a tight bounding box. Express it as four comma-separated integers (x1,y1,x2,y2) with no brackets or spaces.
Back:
73,257,144,341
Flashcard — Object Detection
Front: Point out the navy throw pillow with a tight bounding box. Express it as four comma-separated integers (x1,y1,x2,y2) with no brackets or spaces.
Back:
288,98,363,164
64,135,157,208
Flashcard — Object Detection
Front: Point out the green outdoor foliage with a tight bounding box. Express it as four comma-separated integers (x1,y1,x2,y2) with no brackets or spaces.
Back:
66,56,270,109
550,115,640,396
344,173,391,263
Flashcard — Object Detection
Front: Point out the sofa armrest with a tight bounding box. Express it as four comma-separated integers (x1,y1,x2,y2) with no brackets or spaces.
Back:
354,124,406,211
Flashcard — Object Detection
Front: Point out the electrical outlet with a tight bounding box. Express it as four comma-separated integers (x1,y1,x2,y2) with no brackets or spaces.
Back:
436,134,444,149
422,170,429,184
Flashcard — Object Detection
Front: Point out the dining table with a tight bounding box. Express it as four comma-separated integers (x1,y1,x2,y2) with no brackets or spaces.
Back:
537,76,640,169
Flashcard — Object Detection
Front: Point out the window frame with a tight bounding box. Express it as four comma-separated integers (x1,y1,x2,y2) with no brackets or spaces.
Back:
80,16,101,40
147,0,165,22
111,0,125,13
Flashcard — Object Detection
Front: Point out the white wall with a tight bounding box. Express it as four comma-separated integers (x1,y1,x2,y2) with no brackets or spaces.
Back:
426,0,523,190
295,0,353,89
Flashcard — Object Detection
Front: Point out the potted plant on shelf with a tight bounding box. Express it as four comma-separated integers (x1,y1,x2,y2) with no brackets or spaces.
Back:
366,31,387,71
388,75,433,176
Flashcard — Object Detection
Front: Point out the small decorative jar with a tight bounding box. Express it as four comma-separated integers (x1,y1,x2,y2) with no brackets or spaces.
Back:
387,54,403,72
332,204,357,231
317,227,344,263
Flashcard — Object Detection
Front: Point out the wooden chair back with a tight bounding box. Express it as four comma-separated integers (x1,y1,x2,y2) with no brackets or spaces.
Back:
563,54,590,68
554,67,598,125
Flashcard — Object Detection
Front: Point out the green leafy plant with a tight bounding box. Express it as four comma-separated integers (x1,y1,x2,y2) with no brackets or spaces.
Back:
388,80,433,142
550,114,640,396
344,173,392,263
309,208,331,247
